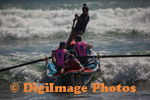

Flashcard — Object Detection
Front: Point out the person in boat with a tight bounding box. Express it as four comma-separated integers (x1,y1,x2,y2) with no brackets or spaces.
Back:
73,35,92,64
52,42,70,71
67,4,90,47
61,54,84,74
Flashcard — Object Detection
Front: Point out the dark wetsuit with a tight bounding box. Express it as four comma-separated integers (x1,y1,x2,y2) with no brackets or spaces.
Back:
74,13,89,33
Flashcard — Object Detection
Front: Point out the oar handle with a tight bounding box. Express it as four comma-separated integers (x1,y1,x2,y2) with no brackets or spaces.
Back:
72,15,77,30
1,55,149,73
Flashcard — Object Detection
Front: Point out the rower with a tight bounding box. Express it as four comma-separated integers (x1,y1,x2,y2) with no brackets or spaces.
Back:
61,54,84,74
51,42,70,71
67,4,90,47
73,35,92,64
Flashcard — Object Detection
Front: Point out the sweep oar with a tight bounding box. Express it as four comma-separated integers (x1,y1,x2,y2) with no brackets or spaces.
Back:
66,16,77,46
99,55,150,58
0,57,52,72
76,55,150,58
1,55,149,72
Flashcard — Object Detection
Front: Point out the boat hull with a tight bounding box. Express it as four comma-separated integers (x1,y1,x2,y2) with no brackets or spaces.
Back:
46,49,100,86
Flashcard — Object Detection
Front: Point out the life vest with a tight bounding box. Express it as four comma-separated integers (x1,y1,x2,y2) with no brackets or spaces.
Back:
65,39,76,45
55,49,66,66
66,59,81,70
76,41,87,56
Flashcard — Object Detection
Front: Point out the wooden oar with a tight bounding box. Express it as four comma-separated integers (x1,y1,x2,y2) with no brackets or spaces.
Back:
1,55,149,72
72,16,77,32
0,57,52,72
76,55,150,58
67,16,77,46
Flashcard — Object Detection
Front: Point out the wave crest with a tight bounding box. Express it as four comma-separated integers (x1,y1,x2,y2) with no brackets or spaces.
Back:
0,8,150,40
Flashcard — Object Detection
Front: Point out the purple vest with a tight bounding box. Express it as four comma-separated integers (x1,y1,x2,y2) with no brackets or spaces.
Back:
55,49,66,66
67,59,79,70
76,41,87,56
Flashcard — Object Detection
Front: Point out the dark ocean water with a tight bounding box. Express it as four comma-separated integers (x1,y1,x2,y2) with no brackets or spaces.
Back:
0,0,150,100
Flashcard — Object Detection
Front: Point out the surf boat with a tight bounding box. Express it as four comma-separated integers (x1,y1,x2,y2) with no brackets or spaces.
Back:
46,45,100,86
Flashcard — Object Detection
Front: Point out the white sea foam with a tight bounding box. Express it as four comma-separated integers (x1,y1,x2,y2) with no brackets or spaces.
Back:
0,53,46,82
1,52,150,83
0,7,150,40
98,57,150,84
89,7,150,35
10,67,43,82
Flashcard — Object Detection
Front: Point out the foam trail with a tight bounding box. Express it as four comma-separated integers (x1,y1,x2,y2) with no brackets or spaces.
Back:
0,53,46,82
97,57,150,84
89,7,150,35
1,52,150,83
0,7,150,40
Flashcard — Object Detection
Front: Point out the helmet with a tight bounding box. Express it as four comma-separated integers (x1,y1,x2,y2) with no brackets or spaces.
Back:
59,42,66,47
75,35,82,41
69,54,75,59
82,4,89,11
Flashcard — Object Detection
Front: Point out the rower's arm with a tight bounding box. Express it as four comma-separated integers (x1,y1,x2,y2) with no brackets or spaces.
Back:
87,43,92,49
73,44,77,53
77,17,83,22
66,50,70,59
75,14,83,22
76,61,84,72
61,61,68,74
51,52,56,66
60,68,65,74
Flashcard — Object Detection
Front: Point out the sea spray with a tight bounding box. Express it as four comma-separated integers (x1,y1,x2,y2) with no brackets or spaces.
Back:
0,7,150,40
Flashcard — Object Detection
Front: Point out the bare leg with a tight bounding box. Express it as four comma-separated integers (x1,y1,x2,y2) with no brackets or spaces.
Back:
76,30,83,36
67,31,75,46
